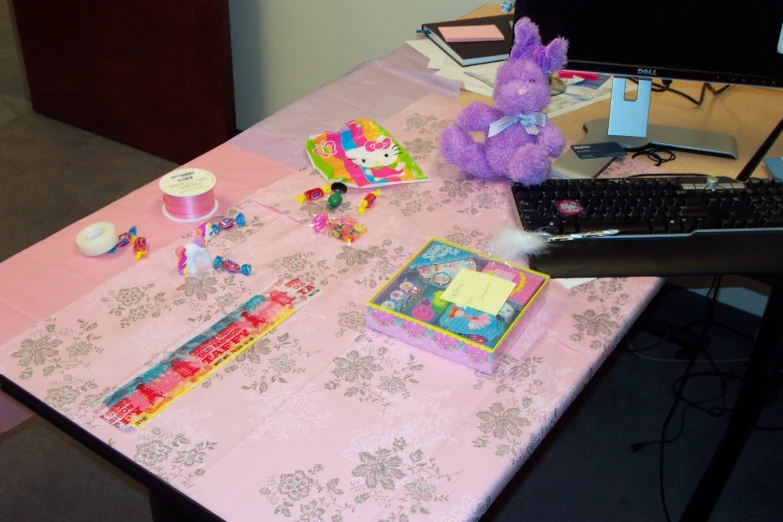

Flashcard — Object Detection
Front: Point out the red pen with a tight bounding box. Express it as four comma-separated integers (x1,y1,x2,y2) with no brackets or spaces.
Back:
558,70,599,81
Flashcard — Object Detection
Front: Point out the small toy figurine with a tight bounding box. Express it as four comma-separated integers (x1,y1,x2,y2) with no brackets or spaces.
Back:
175,221,217,275
439,17,568,185
211,213,246,234
310,213,366,244
358,189,381,214
213,255,251,276
297,186,331,204
411,298,435,322
399,281,419,295
431,291,450,314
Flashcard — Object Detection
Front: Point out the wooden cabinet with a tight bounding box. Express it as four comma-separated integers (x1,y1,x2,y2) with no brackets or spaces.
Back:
12,0,236,163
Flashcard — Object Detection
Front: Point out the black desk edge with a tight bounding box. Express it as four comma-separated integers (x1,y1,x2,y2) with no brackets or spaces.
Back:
0,376,223,522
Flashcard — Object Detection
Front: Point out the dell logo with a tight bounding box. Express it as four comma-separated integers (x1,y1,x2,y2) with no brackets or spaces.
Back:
637,68,657,76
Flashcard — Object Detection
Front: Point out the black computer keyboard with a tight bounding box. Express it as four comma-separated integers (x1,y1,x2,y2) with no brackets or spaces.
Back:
511,175,783,277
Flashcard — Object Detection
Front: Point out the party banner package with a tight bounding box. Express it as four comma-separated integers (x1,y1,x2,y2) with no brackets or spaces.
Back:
366,239,549,374
96,277,319,430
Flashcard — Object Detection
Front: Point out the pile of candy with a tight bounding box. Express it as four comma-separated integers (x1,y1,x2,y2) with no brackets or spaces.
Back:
210,213,246,235
108,225,148,260
213,255,251,276
311,213,366,244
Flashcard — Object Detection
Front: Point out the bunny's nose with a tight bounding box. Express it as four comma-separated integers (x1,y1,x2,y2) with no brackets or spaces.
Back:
517,86,528,95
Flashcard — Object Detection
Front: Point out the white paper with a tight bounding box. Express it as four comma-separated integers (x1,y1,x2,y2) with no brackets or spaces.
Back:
406,39,450,69
546,75,637,119
555,277,596,290
406,38,636,107
435,68,494,97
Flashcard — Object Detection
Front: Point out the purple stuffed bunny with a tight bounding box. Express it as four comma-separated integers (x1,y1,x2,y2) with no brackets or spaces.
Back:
439,18,568,185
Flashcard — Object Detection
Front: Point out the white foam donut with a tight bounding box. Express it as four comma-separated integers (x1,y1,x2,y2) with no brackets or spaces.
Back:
76,222,119,257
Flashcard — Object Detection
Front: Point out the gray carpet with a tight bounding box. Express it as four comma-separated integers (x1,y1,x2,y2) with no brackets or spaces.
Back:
0,0,176,263
1,1,782,521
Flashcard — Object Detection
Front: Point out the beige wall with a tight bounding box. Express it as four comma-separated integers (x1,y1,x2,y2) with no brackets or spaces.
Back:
229,0,485,130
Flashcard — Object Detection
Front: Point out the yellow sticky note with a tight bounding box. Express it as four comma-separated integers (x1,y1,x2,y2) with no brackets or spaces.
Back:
440,269,516,316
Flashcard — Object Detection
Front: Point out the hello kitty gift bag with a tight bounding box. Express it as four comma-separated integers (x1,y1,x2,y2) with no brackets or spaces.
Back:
306,117,429,188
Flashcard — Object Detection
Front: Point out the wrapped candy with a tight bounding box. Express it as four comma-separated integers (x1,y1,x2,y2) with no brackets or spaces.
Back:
213,255,251,276
107,226,147,259
132,235,148,260
358,189,381,214
310,213,366,244
297,186,331,204
210,213,246,235
326,182,348,208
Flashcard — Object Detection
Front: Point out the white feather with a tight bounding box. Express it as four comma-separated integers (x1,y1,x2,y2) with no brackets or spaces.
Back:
492,226,550,260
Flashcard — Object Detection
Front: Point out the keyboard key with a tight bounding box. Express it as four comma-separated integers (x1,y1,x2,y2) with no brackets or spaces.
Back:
764,218,783,228
679,211,709,218
578,220,609,233
614,221,651,234
681,218,698,232
697,219,722,230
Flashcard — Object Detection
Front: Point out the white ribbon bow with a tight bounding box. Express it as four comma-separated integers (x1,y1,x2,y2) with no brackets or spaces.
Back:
487,112,547,138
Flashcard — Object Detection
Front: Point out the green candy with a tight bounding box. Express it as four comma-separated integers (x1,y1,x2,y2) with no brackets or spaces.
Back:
327,192,343,208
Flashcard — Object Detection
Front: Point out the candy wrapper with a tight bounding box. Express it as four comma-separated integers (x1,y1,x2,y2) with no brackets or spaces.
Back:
306,118,428,188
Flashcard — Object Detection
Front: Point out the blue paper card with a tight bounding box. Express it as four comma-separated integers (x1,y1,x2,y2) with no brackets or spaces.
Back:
408,240,475,269
764,157,783,181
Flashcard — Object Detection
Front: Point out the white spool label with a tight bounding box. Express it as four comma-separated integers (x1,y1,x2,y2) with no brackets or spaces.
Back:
159,168,216,197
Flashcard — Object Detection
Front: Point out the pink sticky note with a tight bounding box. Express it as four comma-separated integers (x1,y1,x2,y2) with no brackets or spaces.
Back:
439,25,504,43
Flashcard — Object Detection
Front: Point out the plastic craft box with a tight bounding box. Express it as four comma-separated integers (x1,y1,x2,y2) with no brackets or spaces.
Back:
366,238,549,374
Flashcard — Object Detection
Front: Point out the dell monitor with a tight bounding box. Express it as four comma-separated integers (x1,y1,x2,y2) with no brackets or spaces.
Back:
514,1,783,178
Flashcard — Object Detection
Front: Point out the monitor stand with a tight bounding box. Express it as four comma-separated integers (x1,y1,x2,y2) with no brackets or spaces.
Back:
551,78,739,179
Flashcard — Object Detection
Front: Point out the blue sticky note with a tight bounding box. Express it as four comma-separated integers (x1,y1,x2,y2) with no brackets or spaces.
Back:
764,157,783,181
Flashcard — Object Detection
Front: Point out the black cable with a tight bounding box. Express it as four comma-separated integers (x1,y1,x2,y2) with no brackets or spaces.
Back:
625,172,713,179
627,79,731,107
708,321,756,342
659,80,709,107
658,356,697,522
632,147,677,167
647,276,721,521
623,321,701,353
706,84,731,96
736,115,783,182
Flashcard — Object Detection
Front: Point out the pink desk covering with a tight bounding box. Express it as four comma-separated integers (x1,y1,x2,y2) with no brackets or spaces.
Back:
0,95,662,521
0,144,296,431
230,45,461,171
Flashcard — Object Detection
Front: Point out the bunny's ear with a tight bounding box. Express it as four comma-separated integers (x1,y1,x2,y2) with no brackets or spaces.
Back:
510,17,541,60
533,37,568,76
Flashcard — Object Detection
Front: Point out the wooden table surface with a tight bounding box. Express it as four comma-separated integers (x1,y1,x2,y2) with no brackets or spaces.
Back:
458,5,783,179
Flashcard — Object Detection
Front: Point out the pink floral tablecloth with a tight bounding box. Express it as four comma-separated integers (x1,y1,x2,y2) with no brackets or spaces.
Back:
0,95,662,521
0,144,295,431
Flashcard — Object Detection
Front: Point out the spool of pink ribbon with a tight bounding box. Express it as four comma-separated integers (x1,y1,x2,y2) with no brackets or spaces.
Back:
159,168,219,223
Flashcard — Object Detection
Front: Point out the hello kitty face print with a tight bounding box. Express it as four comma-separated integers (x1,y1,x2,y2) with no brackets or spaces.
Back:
345,137,402,169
